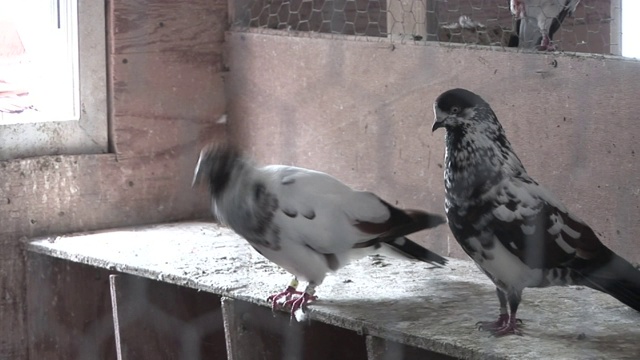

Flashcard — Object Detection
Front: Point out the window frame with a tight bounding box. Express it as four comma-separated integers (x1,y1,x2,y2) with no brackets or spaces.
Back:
0,0,108,160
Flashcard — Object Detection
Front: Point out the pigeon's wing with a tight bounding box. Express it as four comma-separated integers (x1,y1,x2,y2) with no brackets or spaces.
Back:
488,178,640,311
264,166,430,254
548,0,580,39
485,178,605,270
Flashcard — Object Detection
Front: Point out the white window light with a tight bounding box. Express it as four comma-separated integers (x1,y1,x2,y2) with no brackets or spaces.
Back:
622,0,640,59
0,0,79,124
0,0,107,161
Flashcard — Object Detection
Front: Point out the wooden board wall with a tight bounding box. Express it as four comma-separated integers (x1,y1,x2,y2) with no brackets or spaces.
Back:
225,31,640,264
0,0,228,358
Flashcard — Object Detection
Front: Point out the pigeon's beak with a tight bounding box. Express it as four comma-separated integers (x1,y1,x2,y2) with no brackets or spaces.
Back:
431,120,444,132
432,107,446,132
192,153,206,188
192,171,202,188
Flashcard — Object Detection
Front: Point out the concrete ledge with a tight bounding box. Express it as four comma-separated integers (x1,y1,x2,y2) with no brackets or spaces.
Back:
25,222,640,359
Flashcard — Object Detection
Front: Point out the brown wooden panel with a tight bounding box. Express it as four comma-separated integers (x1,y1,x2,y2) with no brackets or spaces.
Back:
110,274,226,359
3,0,229,358
366,336,459,360
110,52,225,118
110,0,227,55
225,32,640,264
0,154,210,239
27,254,116,360
0,255,26,359
222,297,368,360
3,152,216,358
109,51,226,156
111,114,225,157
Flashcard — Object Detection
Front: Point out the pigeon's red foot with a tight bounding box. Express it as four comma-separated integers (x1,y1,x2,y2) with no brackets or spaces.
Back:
267,286,303,310
537,44,557,52
283,292,317,317
476,313,509,331
478,314,523,336
491,317,523,336
537,36,556,52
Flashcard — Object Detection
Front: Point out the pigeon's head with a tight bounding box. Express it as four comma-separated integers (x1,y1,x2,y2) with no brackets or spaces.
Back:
192,143,244,193
431,88,490,132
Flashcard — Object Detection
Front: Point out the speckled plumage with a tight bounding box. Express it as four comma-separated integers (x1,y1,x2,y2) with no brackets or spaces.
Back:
432,88,640,336
193,144,448,318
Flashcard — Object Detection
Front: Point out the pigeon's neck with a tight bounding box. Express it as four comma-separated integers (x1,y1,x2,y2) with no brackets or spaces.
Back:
443,123,525,207
210,159,254,198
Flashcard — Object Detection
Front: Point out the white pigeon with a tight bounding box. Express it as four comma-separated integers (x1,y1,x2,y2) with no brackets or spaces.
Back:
510,0,581,50
192,144,447,318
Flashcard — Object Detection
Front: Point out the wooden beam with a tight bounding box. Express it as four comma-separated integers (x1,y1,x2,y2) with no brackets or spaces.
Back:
366,335,458,360
109,275,124,360
610,0,622,55
220,297,269,360
26,254,116,359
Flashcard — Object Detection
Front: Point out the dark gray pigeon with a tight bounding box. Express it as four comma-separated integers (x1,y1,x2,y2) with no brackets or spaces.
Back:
510,0,580,50
193,144,447,319
432,88,640,336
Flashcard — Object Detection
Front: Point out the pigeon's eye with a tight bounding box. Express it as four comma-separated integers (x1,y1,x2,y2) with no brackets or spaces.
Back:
450,106,461,114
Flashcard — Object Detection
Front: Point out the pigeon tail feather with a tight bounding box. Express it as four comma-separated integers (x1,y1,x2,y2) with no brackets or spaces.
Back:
387,237,448,266
577,253,640,312
380,207,446,241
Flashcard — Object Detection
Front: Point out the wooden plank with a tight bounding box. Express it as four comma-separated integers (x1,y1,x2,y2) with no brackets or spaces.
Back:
0,154,212,238
0,254,26,359
425,0,437,41
2,152,215,359
609,0,622,55
220,296,367,360
26,254,116,359
227,0,252,26
220,297,267,360
1,0,229,357
109,51,226,156
225,31,640,263
366,335,458,360
109,275,124,360
109,0,227,55
107,273,226,359
25,222,640,360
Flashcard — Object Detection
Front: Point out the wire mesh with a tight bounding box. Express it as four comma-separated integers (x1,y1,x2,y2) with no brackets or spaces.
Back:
232,0,622,55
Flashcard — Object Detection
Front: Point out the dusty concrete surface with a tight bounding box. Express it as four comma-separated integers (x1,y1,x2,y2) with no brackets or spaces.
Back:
26,222,640,360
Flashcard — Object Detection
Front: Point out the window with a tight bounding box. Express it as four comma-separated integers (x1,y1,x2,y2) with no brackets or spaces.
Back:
622,0,640,58
0,0,107,160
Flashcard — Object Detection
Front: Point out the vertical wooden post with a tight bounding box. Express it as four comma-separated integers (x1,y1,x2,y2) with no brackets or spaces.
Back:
366,335,405,360
221,297,239,360
26,254,116,359
425,0,438,41
386,0,427,39
228,0,253,27
221,297,270,360
108,274,226,359
109,275,124,360
610,0,622,55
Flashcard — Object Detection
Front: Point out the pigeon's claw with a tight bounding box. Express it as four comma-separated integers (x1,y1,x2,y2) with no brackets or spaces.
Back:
537,35,556,51
284,292,317,318
476,313,509,331
267,286,303,310
490,320,523,337
478,314,523,336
